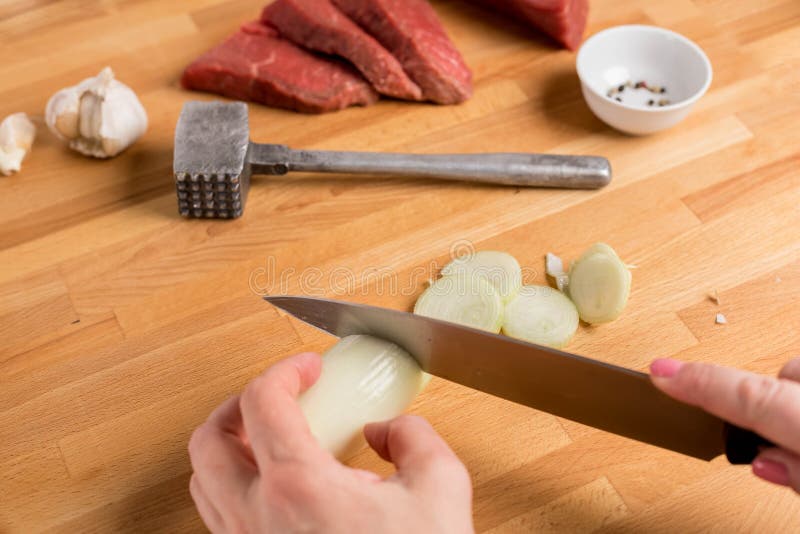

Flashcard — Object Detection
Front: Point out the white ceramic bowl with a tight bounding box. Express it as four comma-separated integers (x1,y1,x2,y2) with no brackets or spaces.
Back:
576,25,712,135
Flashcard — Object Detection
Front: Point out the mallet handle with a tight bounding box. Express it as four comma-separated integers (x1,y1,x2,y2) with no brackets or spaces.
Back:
250,144,611,189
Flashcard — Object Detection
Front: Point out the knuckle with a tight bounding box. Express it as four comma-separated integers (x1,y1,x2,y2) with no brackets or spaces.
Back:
681,363,715,403
779,357,800,379
243,376,266,403
226,514,251,534
737,375,781,422
264,466,323,502
188,424,211,457
394,414,426,431
242,375,274,414
188,473,199,495
438,455,471,484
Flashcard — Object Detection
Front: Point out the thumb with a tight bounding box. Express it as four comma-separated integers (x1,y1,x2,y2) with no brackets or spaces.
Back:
753,447,800,494
364,415,471,494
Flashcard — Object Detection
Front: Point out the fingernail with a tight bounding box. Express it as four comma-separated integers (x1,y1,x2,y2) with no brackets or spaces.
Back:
650,358,684,378
753,458,791,486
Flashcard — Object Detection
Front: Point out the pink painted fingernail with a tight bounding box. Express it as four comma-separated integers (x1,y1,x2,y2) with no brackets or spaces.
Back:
650,358,684,378
753,458,791,486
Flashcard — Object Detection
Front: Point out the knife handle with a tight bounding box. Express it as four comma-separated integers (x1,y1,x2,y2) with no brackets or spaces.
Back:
724,423,774,464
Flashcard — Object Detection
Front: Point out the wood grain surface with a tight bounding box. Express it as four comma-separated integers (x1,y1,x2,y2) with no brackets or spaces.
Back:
2,0,799,532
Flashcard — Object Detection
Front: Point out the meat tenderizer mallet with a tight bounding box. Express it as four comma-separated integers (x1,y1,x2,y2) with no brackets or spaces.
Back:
173,101,612,219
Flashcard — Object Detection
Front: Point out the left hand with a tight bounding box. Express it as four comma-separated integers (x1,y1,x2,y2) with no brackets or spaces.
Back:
187,352,474,533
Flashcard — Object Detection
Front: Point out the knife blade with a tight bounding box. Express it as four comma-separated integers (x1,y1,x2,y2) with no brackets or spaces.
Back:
264,295,768,463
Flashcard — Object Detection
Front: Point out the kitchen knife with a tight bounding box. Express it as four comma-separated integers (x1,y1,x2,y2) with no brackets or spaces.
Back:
264,295,771,464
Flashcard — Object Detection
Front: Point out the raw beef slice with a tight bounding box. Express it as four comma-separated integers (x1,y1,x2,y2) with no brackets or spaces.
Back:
333,0,472,105
470,0,588,50
262,0,422,100
180,21,378,114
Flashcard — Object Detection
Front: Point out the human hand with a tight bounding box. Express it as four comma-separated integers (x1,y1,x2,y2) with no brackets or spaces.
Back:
188,352,474,533
650,357,800,493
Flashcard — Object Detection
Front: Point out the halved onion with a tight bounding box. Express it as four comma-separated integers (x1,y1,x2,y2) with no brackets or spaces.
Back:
568,243,631,324
299,335,425,459
414,274,504,333
441,251,522,303
502,285,579,348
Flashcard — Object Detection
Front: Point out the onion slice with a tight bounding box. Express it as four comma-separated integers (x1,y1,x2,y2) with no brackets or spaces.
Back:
568,243,631,324
299,335,425,459
414,274,504,333
502,285,579,348
441,250,522,303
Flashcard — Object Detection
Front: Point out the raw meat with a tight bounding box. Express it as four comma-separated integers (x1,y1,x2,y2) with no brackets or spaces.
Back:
180,21,378,114
262,0,422,100
332,0,472,104
469,0,588,50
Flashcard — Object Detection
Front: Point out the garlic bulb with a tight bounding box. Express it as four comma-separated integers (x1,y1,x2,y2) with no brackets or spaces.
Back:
0,113,36,176
45,67,147,158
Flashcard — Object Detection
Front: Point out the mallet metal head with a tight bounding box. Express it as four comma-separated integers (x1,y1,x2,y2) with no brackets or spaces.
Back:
173,101,252,219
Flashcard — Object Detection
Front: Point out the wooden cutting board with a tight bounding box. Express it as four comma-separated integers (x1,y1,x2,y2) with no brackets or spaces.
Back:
1,0,799,531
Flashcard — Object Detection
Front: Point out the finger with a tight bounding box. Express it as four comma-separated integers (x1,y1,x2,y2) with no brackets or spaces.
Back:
188,398,258,505
206,395,256,465
753,447,800,494
351,468,382,483
364,415,471,495
778,357,800,383
207,395,245,435
240,352,326,467
190,473,225,534
650,359,800,452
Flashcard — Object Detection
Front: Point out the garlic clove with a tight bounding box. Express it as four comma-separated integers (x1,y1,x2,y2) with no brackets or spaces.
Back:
0,113,36,176
54,111,79,140
97,85,147,157
78,92,103,141
0,147,27,176
45,87,81,140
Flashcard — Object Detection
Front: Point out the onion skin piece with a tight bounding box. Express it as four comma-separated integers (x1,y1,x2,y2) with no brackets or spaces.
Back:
502,285,579,348
299,335,425,460
568,243,632,324
414,274,504,333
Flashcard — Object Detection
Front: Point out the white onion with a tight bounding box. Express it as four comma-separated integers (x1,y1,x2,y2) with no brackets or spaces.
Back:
568,243,631,324
414,274,504,333
299,335,425,459
545,252,569,292
441,250,522,303
502,285,579,348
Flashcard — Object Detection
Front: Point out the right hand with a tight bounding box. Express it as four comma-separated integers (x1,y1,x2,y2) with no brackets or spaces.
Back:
650,356,800,493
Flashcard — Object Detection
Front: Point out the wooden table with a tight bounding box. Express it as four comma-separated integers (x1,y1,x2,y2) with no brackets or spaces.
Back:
2,0,799,531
